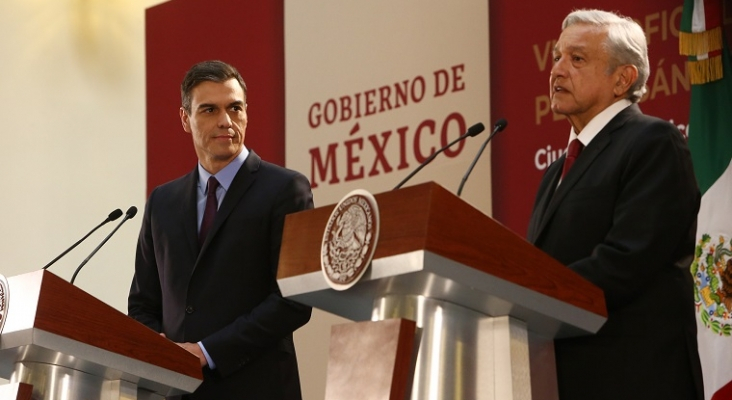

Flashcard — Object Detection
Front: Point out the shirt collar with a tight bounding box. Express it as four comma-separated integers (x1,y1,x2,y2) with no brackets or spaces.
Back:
197,146,249,193
569,99,632,147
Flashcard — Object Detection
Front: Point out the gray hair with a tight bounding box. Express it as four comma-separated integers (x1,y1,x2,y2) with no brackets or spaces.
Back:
563,9,649,103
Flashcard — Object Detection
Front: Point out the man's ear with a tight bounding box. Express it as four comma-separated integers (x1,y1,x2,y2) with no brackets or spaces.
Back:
180,107,192,133
614,64,639,97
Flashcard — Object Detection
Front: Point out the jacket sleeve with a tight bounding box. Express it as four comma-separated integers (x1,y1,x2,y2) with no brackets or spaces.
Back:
128,188,164,333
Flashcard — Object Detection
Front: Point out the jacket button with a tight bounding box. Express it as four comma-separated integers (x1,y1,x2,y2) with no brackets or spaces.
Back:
186,305,195,314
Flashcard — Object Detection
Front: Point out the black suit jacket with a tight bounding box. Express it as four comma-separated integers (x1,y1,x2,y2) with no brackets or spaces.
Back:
527,105,704,400
129,151,313,399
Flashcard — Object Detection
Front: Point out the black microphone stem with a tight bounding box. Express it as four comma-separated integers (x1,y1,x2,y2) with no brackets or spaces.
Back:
70,207,137,285
393,122,485,191
42,209,123,270
457,135,493,197
392,134,465,190
457,119,508,197
42,222,105,270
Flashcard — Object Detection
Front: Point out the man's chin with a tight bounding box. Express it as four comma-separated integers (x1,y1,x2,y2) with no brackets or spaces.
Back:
550,104,569,117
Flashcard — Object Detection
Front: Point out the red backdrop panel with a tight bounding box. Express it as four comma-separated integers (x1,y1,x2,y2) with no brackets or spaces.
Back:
490,1,690,237
145,0,284,194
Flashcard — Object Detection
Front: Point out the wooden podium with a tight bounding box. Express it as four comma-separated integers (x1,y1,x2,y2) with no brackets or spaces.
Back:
277,182,607,400
0,270,202,400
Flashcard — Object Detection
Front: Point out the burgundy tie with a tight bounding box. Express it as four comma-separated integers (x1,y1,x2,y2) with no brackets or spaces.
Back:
199,177,219,245
562,139,584,178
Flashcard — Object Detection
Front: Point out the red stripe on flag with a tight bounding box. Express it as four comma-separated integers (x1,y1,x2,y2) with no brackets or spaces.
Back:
704,0,722,29
711,378,732,400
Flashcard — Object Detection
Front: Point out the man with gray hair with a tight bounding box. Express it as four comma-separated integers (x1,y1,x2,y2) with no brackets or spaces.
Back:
527,9,704,399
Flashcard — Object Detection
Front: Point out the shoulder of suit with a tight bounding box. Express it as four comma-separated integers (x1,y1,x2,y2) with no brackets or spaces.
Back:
607,119,688,163
618,104,670,127
149,169,196,195
258,159,293,172
611,105,682,141
249,154,304,178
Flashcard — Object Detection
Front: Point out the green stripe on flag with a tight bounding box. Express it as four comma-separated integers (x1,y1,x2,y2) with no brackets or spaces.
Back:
680,0,696,32
687,40,732,195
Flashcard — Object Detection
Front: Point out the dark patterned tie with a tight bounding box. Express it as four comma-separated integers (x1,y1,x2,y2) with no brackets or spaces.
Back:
199,177,219,245
562,139,584,178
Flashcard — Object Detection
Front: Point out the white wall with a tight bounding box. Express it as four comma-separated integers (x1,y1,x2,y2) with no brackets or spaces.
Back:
0,0,169,310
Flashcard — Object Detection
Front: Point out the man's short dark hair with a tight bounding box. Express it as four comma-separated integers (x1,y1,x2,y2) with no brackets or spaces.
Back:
181,60,247,114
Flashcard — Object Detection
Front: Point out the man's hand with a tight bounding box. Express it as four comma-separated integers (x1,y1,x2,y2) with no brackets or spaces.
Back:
159,333,207,368
176,341,208,367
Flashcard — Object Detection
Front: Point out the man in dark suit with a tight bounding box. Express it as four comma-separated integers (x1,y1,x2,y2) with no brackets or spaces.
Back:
527,9,704,400
128,60,312,399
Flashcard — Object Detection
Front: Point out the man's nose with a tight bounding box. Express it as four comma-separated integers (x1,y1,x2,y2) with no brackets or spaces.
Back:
550,56,566,78
218,112,232,128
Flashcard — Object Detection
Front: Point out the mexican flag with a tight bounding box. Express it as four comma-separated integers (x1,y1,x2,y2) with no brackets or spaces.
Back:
681,0,732,399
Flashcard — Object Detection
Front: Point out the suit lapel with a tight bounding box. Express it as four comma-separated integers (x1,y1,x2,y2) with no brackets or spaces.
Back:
541,132,611,218
181,170,201,259
530,104,639,243
197,151,261,256
527,161,562,243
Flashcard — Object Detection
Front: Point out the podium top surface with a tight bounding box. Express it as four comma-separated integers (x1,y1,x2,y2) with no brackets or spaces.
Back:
277,182,607,338
0,270,202,396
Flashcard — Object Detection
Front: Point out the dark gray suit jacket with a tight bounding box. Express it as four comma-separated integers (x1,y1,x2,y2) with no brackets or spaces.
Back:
527,104,704,400
129,151,313,399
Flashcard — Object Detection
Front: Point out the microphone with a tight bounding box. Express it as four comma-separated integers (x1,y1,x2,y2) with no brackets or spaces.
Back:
393,122,485,190
70,206,138,285
42,208,124,270
457,118,508,197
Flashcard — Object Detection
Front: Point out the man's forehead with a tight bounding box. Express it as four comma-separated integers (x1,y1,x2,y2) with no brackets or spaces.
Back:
554,42,590,53
555,25,607,51
191,80,246,104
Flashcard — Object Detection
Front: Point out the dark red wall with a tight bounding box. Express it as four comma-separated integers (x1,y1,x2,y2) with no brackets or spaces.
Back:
146,0,284,193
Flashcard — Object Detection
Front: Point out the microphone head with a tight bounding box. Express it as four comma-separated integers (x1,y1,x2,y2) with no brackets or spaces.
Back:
466,122,486,137
494,118,508,132
108,209,124,222
125,206,138,219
